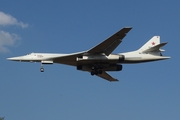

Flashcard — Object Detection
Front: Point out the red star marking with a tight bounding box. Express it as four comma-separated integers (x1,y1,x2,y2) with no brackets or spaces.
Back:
152,42,155,45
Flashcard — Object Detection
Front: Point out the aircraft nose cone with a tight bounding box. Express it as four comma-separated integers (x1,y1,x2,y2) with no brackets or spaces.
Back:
7,57,13,60
7,56,23,61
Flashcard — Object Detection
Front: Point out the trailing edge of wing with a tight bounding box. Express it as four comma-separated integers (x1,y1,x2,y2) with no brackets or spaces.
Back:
87,27,132,56
97,71,118,82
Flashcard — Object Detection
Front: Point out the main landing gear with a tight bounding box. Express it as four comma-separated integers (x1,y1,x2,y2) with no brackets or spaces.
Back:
91,64,103,76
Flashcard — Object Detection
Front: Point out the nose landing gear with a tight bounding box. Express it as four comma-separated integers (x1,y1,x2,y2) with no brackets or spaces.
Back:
40,63,44,72
40,68,44,72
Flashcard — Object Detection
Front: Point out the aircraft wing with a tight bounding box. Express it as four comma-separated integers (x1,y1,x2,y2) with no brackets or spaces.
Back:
96,71,118,82
87,27,132,56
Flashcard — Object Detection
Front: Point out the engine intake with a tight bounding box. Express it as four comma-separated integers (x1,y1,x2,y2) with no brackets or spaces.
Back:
119,55,125,62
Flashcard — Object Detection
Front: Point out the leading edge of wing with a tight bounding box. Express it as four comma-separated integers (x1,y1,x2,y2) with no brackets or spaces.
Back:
97,71,118,82
87,27,132,56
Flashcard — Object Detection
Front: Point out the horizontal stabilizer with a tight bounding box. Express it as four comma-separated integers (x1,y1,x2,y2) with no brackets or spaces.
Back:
142,42,167,53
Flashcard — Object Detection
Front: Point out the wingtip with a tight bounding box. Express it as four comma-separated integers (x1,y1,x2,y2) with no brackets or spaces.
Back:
122,27,133,32
124,26,133,29
110,79,119,82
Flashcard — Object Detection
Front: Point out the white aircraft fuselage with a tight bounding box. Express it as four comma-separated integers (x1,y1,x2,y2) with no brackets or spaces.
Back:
7,27,170,81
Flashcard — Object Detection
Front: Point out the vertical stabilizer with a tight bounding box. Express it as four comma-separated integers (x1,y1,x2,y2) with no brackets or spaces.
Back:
139,36,160,51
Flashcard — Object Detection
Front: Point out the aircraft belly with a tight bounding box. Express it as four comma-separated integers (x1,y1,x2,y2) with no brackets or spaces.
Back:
52,56,76,66
54,59,77,66
56,60,118,66
77,64,122,72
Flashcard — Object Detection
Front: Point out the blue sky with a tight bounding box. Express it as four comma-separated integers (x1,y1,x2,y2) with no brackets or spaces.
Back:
0,0,179,120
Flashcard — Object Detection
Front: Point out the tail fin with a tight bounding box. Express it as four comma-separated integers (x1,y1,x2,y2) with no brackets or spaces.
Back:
139,36,160,51
138,36,168,56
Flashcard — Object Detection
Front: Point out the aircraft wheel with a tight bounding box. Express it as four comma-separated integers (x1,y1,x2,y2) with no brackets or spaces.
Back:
95,70,99,75
92,64,99,70
91,66,95,70
91,71,95,76
40,68,44,72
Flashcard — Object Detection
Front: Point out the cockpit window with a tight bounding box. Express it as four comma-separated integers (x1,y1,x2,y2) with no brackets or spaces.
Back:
27,53,33,55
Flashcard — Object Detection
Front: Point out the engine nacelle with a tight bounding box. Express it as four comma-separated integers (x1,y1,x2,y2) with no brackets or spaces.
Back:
77,64,122,71
103,64,122,71
77,65,83,70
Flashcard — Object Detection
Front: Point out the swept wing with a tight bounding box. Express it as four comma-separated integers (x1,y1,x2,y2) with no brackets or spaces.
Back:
88,27,132,56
